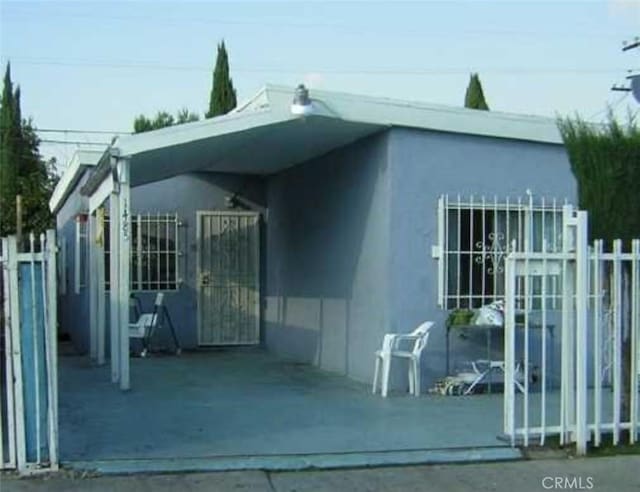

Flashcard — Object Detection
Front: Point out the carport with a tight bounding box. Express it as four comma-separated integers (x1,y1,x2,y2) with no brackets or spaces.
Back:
79,84,384,391
59,347,515,473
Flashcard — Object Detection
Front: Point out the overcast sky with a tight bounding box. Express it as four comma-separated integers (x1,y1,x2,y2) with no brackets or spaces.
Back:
1,0,638,169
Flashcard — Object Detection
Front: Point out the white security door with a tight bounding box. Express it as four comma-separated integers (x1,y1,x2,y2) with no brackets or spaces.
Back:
197,211,260,345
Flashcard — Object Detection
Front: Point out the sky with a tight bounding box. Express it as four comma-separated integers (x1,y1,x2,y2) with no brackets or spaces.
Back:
0,0,639,170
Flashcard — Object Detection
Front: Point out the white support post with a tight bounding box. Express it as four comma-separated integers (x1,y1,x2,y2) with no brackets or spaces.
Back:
504,254,517,444
574,211,589,455
118,158,131,391
96,208,106,366
44,231,59,468
630,239,639,444
7,236,26,470
1,237,16,468
88,212,98,362
612,240,623,445
560,204,576,445
109,195,120,384
593,240,603,447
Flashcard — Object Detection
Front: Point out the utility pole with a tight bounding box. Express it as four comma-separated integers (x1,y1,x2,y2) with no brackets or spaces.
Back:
612,36,640,99
16,194,22,251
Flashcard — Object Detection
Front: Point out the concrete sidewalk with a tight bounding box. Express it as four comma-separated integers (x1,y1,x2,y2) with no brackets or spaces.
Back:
3,456,639,492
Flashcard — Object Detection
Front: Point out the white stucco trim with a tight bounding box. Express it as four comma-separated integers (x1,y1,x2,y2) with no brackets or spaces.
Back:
49,150,104,214
262,84,564,144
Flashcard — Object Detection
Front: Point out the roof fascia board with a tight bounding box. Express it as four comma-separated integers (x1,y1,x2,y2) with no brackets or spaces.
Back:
116,106,294,158
49,149,104,213
264,84,563,144
80,148,114,197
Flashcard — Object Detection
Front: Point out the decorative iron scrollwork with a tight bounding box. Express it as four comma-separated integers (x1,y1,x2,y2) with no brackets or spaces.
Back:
475,232,507,275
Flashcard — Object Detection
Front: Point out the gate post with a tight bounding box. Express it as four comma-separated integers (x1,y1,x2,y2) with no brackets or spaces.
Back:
560,205,576,445
574,211,589,455
504,253,517,444
44,230,59,468
6,236,26,469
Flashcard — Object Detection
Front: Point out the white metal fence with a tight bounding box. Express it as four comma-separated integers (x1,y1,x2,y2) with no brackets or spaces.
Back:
503,205,640,454
0,232,58,474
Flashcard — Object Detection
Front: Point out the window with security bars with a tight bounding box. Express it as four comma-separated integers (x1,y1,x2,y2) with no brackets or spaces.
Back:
104,213,180,291
433,195,567,309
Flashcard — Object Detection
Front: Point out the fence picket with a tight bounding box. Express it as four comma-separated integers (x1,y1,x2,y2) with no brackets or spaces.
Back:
504,227,640,454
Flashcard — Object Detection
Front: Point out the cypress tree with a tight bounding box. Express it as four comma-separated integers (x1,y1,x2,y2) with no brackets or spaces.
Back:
0,62,57,236
0,63,20,235
206,40,237,118
464,73,490,110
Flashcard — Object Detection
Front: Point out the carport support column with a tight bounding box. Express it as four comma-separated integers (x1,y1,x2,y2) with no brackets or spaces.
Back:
117,158,131,391
88,211,98,362
109,193,120,383
96,207,106,366
89,205,106,366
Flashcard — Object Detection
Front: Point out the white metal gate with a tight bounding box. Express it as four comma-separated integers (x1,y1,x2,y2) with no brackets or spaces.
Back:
1,232,58,474
504,205,640,454
197,211,260,345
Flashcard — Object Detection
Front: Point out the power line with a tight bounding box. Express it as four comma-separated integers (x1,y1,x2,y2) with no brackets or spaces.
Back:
0,57,631,75
2,10,625,40
0,126,131,135
587,93,630,121
35,128,131,135
40,139,110,145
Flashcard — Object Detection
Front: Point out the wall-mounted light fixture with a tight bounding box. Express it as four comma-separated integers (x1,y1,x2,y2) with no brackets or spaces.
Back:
290,84,314,116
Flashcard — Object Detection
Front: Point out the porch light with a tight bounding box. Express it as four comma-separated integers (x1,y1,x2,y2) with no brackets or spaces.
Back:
291,84,314,116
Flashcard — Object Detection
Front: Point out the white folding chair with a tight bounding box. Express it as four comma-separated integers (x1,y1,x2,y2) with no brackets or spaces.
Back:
129,293,164,357
462,359,526,395
372,321,434,397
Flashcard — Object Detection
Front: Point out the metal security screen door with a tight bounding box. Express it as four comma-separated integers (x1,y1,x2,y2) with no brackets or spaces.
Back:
197,211,260,345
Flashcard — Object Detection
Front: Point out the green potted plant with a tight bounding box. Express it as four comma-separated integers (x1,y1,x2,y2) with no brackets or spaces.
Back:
446,308,475,328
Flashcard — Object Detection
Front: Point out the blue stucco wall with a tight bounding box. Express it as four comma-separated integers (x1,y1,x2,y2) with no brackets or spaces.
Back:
57,171,265,354
387,128,577,388
130,172,266,350
57,172,91,353
264,132,391,383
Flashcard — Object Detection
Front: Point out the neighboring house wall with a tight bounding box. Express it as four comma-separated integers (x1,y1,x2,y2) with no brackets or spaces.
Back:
387,128,577,388
264,132,391,383
56,172,91,352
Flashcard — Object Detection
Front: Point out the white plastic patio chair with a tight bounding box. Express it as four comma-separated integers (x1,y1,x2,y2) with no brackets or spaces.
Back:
129,292,164,357
372,321,434,398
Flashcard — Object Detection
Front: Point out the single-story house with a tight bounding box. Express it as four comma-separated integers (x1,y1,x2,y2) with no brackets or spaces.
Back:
50,84,577,392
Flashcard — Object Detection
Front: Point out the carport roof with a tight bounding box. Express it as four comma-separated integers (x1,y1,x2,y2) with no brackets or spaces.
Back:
57,84,564,206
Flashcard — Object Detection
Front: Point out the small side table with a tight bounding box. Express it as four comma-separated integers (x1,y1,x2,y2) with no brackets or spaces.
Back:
445,322,555,393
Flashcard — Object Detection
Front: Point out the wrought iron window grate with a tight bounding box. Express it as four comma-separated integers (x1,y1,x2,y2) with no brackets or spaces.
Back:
433,194,569,309
104,213,181,292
